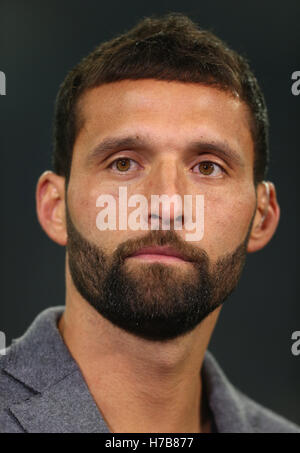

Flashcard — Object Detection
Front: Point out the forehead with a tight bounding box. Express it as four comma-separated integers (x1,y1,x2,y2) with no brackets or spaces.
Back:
75,79,254,164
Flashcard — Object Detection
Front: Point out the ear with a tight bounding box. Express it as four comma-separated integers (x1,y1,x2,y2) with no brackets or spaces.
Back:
35,170,67,246
247,181,280,253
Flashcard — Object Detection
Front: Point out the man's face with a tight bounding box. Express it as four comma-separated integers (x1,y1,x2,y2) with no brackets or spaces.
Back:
66,79,256,341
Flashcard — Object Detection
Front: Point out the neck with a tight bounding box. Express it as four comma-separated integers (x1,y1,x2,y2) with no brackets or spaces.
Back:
59,270,220,433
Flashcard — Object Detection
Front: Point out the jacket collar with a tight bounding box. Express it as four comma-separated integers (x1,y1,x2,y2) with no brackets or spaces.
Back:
3,306,252,433
4,307,75,393
201,351,253,432
3,307,110,433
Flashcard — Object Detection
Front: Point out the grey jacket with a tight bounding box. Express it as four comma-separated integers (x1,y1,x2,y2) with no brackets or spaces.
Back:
0,306,299,433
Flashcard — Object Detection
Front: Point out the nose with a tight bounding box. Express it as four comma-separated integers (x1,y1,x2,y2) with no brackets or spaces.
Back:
145,159,186,230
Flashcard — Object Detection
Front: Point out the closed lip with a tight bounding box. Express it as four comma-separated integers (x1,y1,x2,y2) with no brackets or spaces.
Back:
128,246,191,261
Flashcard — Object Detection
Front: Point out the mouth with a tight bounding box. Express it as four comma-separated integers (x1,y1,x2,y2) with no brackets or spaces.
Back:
126,246,192,263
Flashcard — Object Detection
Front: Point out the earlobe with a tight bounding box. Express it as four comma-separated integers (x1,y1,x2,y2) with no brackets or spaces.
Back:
247,181,280,253
36,170,67,246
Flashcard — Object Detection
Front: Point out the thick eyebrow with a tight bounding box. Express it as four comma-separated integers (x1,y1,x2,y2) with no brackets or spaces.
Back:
86,135,245,168
85,136,149,166
189,140,245,168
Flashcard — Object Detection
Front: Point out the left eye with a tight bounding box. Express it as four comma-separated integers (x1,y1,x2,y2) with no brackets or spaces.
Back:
109,158,139,172
192,161,224,176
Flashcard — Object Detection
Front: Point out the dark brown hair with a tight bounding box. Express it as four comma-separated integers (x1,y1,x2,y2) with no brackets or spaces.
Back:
52,13,269,185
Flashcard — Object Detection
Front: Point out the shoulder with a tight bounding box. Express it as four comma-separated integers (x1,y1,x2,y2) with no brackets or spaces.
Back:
0,306,68,433
203,351,300,433
235,388,300,433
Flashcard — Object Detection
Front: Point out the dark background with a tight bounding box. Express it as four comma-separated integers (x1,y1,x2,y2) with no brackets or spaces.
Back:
1,0,299,426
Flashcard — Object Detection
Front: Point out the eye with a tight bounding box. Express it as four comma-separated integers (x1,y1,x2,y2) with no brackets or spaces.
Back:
192,161,224,177
109,157,139,173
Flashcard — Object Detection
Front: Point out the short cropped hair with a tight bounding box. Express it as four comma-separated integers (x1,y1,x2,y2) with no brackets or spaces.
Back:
52,13,269,186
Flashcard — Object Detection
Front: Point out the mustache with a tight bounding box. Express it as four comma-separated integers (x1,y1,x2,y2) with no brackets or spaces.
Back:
114,229,209,265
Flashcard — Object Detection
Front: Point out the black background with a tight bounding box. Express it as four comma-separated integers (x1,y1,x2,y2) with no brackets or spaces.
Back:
0,0,299,425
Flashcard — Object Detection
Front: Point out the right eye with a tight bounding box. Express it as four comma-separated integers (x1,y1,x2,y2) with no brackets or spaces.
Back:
108,157,140,173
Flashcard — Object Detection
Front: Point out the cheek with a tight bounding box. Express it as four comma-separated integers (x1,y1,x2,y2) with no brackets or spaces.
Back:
68,180,140,252
67,180,95,231
67,179,113,241
201,189,256,257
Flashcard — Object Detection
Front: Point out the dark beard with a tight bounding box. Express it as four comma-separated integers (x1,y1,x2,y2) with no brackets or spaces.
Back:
66,203,253,342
